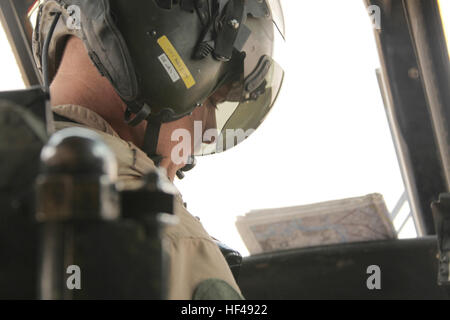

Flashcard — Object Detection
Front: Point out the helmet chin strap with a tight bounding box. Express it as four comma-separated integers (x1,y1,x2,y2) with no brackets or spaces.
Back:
126,107,196,180
142,117,162,164
144,119,197,180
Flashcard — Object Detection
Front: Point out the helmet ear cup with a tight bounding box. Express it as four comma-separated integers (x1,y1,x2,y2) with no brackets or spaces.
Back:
33,0,140,103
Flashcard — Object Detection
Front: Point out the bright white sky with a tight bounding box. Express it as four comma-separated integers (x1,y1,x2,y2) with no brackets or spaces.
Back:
178,1,410,255
2,0,448,256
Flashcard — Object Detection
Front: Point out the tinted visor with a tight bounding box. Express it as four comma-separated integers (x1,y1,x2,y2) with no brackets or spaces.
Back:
267,0,286,39
197,57,284,155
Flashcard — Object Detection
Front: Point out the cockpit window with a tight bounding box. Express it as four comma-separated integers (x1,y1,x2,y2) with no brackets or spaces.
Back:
438,0,450,57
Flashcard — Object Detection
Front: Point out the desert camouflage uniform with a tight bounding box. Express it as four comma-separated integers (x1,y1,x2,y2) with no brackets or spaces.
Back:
53,104,243,300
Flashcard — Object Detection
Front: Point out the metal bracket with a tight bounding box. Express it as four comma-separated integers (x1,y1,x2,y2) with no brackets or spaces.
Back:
431,193,450,286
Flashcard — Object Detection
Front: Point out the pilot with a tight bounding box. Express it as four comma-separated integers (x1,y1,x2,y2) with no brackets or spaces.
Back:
33,0,284,299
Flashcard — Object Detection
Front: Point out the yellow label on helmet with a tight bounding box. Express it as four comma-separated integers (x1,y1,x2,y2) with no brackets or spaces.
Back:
157,36,196,89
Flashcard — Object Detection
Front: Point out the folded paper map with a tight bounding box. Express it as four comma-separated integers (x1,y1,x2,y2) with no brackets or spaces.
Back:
236,194,396,255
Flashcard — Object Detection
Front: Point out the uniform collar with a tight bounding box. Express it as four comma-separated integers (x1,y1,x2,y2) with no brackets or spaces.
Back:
52,104,120,138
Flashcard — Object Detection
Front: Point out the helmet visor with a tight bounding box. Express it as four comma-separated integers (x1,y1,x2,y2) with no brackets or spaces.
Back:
197,58,284,156
267,0,286,39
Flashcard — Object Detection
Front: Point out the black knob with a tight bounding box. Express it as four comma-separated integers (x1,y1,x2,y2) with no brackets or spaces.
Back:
40,127,117,179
